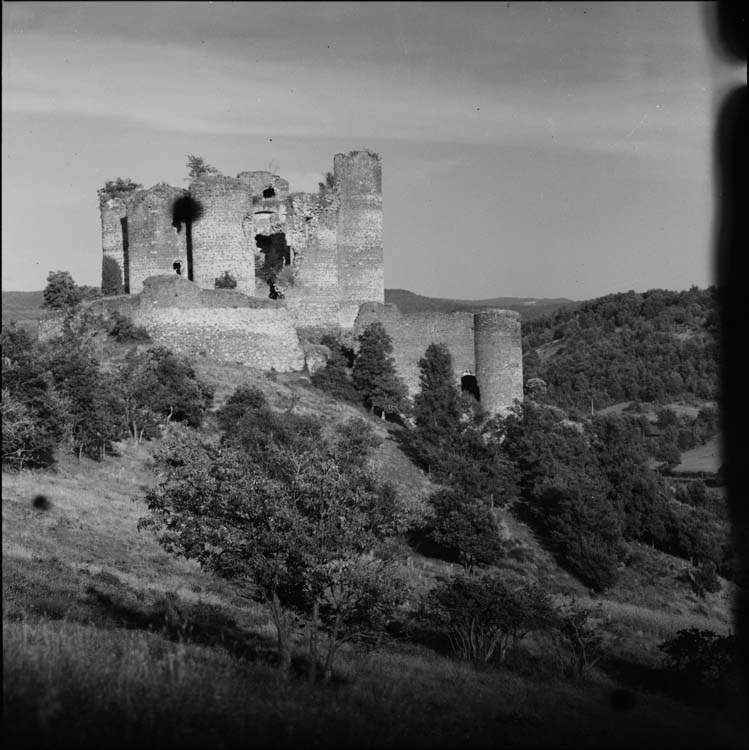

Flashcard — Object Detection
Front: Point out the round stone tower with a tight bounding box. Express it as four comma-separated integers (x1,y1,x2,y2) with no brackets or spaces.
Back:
334,150,383,328
473,309,523,415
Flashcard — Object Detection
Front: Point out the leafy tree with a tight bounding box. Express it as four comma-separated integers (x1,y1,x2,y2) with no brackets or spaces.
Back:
186,155,220,180
310,336,360,404
214,271,237,289
43,271,83,310
659,628,738,704
1,324,70,468
97,177,142,202
422,573,555,664
142,419,406,682
39,337,127,460
352,322,408,418
117,347,214,438
101,256,124,296
426,488,505,573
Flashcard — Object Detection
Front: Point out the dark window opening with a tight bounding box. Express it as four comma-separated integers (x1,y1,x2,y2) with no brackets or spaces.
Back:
461,374,480,401
120,216,130,294
255,233,291,299
172,195,202,281
262,187,276,198
173,260,183,276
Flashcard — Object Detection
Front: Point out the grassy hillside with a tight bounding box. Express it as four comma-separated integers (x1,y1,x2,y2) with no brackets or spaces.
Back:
3,357,745,748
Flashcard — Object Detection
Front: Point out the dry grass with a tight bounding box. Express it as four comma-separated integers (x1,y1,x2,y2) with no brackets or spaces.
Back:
5,617,743,749
2,358,745,747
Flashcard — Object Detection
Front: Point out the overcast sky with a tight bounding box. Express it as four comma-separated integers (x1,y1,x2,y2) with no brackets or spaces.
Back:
1,2,742,298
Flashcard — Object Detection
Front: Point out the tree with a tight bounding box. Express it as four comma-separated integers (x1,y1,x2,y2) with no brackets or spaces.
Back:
412,343,462,452
422,573,555,664
426,488,504,573
352,323,408,418
39,337,127,460
117,347,214,438
97,177,142,202
142,412,406,682
553,600,606,678
214,271,237,289
1,324,71,468
311,336,360,404
43,271,83,310
186,155,220,180
102,256,124,296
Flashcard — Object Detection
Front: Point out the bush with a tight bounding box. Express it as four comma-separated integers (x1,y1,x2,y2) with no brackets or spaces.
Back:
214,271,237,290
43,270,83,310
659,628,738,704
552,601,606,678
425,488,505,573
682,561,721,598
1,325,71,468
421,573,556,664
107,312,150,343
101,256,124,296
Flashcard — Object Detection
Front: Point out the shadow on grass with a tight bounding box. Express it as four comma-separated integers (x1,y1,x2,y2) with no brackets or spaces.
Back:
82,583,278,665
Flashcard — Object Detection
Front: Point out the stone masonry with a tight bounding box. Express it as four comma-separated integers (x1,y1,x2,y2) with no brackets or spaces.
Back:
93,151,523,413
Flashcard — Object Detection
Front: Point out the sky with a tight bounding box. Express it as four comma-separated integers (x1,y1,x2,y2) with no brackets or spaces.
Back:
1,2,743,299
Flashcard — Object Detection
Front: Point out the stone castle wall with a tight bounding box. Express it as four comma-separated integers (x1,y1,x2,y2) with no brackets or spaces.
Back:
354,303,476,396
284,193,341,329
100,197,128,292
92,151,523,413
126,184,188,294
190,176,255,295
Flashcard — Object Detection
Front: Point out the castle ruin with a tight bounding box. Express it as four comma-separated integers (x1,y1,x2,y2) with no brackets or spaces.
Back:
92,150,523,413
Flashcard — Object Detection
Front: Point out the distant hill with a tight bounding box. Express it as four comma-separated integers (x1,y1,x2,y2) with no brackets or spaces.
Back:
385,289,575,320
1,290,45,333
523,287,719,412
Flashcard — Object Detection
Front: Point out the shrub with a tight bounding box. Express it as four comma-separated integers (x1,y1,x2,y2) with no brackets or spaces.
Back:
425,488,505,573
682,561,721,598
214,271,237,290
422,573,556,664
107,312,150,343
552,601,606,678
43,270,83,310
659,628,738,704
101,256,124,296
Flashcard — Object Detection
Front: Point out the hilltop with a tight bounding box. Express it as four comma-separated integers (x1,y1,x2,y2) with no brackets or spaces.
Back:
522,286,719,413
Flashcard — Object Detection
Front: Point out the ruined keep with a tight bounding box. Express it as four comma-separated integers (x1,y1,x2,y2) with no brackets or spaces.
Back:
93,150,522,413
100,150,383,330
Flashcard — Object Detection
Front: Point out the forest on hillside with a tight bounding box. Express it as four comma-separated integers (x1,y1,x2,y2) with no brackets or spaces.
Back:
522,287,720,412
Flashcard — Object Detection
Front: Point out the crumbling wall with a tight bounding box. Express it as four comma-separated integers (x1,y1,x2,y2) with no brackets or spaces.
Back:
474,309,523,414
354,303,475,396
190,176,255,295
130,306,304,371
335,151,384,328
100,197,129,292
283,192,341,329
126,184,188,294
